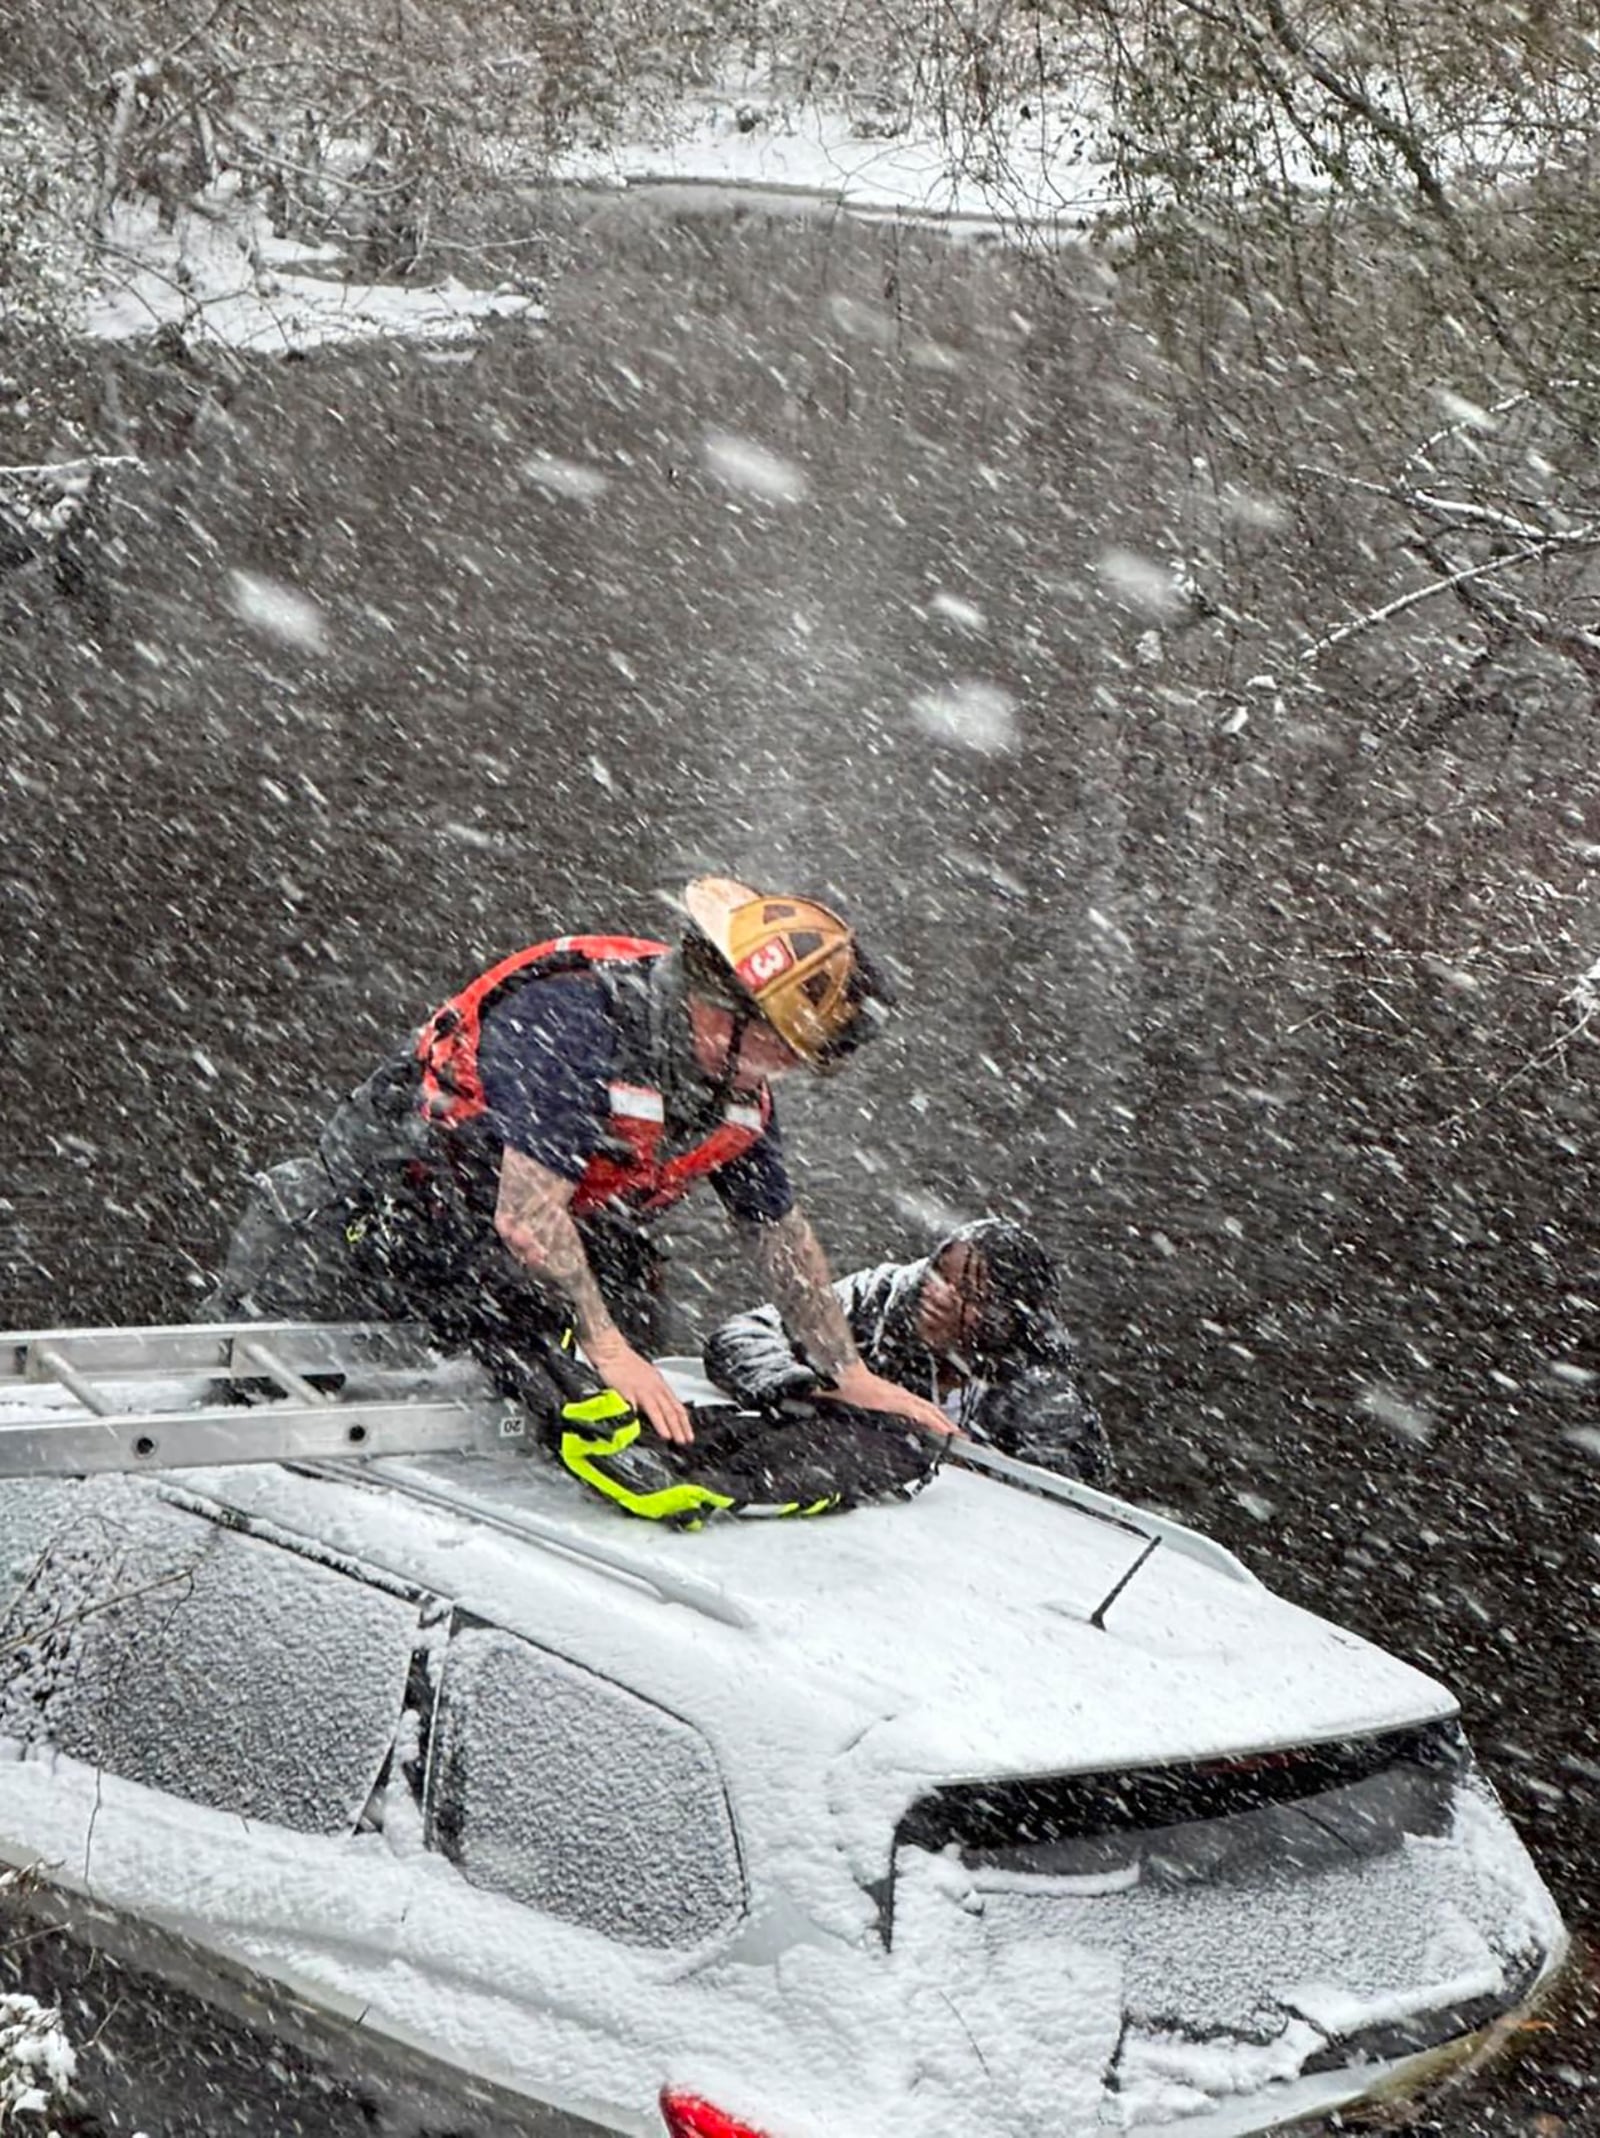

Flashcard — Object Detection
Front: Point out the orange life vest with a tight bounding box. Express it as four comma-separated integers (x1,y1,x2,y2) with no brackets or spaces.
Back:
416,935,771,1219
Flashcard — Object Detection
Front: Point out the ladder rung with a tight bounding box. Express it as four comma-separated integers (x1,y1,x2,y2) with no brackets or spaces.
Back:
0,1397,528,1478
31,1344,117,1416
230,1337,336,1407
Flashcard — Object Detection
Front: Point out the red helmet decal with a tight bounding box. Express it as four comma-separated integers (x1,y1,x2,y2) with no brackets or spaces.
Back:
736,937,795,991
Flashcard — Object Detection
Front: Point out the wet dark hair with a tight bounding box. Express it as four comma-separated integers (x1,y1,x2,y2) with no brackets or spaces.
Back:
936,1218,1059,1363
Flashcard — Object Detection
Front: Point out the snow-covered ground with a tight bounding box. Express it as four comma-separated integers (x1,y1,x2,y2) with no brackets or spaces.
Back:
84,194,539,353
556,88,1113,228
0,1978,75,2123
73,87,1113,358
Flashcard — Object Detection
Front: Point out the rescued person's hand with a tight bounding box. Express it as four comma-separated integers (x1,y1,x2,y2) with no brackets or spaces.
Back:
824,1360,961,1439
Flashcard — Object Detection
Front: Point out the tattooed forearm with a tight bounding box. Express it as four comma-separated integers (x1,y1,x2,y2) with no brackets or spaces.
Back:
741,1207,859,1382
494,1148,618,1343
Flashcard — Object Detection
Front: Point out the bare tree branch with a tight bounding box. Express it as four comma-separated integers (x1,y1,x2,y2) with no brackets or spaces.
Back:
1300,529,1600,660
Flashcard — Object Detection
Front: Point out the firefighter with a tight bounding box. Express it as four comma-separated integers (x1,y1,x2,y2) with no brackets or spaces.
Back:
208,876,953,1521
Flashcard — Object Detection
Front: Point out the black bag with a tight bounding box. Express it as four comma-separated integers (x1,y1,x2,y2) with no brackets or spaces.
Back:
556,1393,945,1525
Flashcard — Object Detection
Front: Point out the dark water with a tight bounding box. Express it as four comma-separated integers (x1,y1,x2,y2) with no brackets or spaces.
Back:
0,192,1595,2131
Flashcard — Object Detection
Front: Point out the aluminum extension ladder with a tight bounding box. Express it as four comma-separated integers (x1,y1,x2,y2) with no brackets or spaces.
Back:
0,1322,1259,1588
0,1321,526,1478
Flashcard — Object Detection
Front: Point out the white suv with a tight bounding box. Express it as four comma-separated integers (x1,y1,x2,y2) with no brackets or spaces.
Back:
0,1360,1568,2137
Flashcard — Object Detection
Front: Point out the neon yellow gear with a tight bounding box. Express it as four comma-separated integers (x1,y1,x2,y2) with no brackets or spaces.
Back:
557,1388,841,1526
558,1391,736,1528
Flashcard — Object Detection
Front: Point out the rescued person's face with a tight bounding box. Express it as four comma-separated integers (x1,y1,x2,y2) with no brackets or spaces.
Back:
916,1243,990,1359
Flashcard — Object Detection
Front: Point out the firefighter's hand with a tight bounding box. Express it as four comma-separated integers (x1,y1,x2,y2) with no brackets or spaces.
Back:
582,1331,694,1445
822,1360,960,1439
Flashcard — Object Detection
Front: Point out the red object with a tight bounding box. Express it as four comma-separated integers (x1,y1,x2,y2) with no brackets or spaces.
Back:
734,935,794,992
415,933,770,1216
571,1086,769,1219
418,934,666,1122
659,2092,775,2138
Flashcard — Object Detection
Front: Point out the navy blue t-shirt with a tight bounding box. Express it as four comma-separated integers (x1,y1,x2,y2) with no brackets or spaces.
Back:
475,973,793,1224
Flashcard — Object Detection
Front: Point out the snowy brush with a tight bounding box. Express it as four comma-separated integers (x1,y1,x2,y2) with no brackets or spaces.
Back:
0,1990,76,2125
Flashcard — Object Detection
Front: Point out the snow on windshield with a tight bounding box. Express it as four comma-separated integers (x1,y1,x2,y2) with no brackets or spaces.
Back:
887,1760,1565,2132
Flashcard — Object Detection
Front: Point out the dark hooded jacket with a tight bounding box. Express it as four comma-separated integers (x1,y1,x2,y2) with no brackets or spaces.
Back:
702,1219,1111,1485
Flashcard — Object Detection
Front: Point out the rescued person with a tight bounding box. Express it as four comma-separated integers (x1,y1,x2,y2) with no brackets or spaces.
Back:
704,1216,1110,1484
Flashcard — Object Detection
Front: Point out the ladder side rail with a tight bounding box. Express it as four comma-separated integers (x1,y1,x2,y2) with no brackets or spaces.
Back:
0,1397,525,1478
1,1322,444,1385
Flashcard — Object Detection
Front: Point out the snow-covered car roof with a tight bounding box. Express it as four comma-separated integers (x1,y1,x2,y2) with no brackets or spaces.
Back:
189,1446,1455,1867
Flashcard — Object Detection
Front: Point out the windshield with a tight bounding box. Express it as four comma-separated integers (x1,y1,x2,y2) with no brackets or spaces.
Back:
891,1719,1468,1919
883,1718,1561,2133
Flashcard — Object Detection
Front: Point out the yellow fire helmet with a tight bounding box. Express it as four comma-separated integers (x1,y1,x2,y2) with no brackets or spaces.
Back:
678,875,895,1073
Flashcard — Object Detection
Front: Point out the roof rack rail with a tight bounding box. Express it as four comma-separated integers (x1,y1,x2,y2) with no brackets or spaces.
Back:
292,1457,756,1630
949,1441,1259,1589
